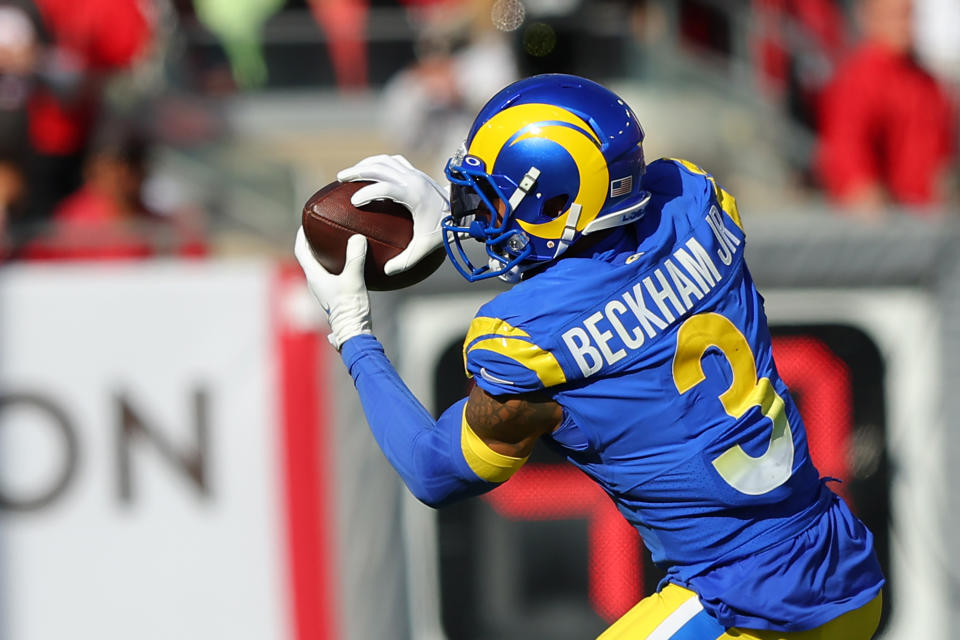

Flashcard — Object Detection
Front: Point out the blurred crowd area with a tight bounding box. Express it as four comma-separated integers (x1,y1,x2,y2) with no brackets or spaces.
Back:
0,0,955,262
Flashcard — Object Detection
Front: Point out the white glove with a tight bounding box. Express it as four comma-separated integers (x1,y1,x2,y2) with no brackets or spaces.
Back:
294,227,372,350
337,154,450,276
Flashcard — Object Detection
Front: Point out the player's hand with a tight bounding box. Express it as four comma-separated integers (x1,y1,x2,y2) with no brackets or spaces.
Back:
294,227,372,350
337,154,450,276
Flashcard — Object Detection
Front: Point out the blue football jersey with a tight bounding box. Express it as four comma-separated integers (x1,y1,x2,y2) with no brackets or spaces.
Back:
462,158,884,630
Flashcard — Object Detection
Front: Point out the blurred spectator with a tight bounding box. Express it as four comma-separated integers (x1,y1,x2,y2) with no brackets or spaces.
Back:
815,0,956,212
309,0,469,93
23,0,153,219
0,1,44,231
380,0,517,176
753,0,848,130
308,0,369,91
18,120,207,261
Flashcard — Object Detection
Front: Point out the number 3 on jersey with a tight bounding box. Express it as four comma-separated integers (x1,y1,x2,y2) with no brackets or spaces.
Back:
672,313,795,495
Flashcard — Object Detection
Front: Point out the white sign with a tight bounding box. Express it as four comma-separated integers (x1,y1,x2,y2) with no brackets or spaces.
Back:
0,262,295,640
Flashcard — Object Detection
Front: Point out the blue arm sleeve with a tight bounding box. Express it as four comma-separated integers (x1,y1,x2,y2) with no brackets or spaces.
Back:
340,334,498,508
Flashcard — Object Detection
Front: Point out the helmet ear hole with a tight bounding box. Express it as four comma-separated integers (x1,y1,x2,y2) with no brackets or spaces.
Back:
542,194,569,219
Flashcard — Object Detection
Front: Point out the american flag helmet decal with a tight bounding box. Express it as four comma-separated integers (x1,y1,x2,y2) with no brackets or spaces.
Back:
610,175,633,197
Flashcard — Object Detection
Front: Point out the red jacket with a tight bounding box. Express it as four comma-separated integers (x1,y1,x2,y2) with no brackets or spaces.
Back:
816,42,956,207
28,0,151,155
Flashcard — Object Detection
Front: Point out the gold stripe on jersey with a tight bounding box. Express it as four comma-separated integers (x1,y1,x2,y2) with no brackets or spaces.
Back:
670,158,744,231
460,407,528,483
464,316,567,388
715,186,743,230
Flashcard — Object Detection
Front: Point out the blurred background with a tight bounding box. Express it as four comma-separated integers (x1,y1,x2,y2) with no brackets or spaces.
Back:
0,0,956,639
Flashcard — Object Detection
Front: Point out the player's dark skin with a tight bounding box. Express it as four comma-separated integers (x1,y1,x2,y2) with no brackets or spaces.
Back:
465,385,563,458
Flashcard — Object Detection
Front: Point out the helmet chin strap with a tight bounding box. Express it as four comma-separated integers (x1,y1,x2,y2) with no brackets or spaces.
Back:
494,201,583,282
493,165,592,280
491,166,542,283
552,203,582,259
493,257,525,283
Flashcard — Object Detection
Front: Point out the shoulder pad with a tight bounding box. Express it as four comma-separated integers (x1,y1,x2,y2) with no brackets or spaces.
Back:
463,316,567,395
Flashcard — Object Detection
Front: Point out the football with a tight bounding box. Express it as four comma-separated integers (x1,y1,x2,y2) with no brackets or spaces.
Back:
301,180,447,291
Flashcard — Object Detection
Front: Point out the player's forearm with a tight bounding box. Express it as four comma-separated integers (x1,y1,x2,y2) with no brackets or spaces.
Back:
339,334,499,507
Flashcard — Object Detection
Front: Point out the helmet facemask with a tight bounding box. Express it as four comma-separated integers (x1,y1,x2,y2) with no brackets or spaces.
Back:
442,154,539,282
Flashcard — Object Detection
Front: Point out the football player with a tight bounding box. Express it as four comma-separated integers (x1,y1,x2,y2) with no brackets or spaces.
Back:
295,74,884,639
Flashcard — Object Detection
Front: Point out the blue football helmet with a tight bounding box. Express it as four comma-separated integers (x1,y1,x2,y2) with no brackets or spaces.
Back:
442,73,651,282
